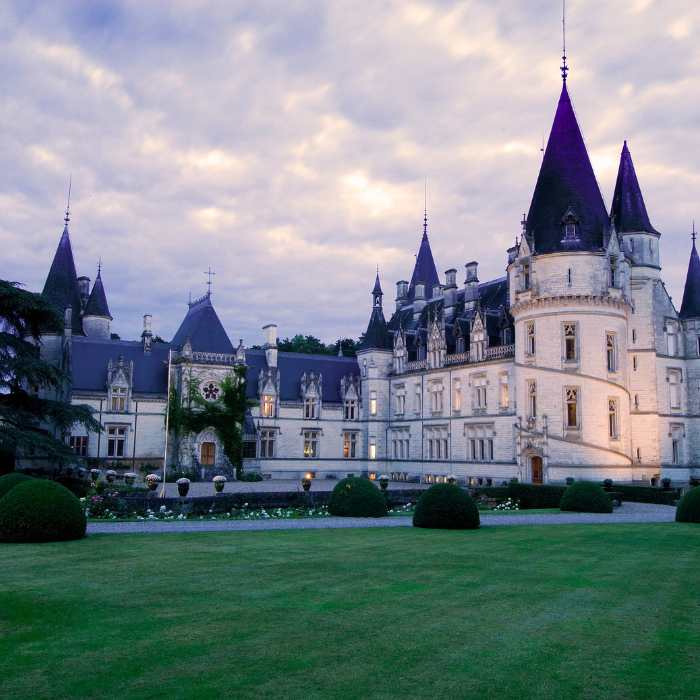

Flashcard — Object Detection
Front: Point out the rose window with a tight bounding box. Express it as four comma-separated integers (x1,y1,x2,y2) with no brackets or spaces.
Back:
202,381,220,401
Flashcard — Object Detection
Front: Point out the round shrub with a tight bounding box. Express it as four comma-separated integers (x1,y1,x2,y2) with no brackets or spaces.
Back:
560,481,613,514
413,483,480,530
327,477,387,518
0,480,87,543
675,486,700,523
0,472,34,501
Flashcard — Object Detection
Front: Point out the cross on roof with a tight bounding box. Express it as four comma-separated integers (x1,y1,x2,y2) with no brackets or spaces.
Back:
204,267,215,295
693,222,696,245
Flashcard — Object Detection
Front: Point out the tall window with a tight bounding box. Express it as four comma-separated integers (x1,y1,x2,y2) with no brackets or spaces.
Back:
669,371,680,409
391,429,410,459
111,386,126,412
500,373,509,408
522,262,530,291
526,323,535,356
415,385,422,414
667,323,678,356
304,397,317,419
369,391,377,415
242,441,257,459
303,430,318,458
426,427,448,460
343,432,357,458
262,395,274,417
564,323,577,361
107,427,126,457
672,426,683,464
344,399,357,420
633,356,637,371
610,257,618,287
69,435,88,457
453,379,461,412
606,333,616,372
608,398,618,439
527,381,537,419
565,388,578,428
472,375,486,411
430,382,444,413
369,439,376,459
634,394,639,410
632,328,637,343
260,429,276,458
467,425,494,462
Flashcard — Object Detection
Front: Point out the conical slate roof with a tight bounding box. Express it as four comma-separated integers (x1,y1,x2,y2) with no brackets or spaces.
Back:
361,274,390,350
83,269,112,319
525,82,609,254
408,229,439,300
679,240,700,320
41,225,84,334
611,141,659,235
171,294,235,353
372,271,383,296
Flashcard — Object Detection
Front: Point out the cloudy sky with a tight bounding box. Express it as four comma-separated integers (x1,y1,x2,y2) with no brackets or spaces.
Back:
2,0,699,346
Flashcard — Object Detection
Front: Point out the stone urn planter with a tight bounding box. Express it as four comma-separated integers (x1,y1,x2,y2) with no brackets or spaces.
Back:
89,469,101,482
77,467,87,479
146,474,160,492
301,478,311,492
106,470,117,484
603,479,613,492
177,478,190,497
65,466,74,477
124,473,136,487
447,474,458,485
378,475,389,491
661,478,672,490
213,476,226,493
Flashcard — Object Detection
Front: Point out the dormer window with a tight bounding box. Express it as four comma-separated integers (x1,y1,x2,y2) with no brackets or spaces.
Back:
111,386,126,412
561,208,580,241
565,224,576,238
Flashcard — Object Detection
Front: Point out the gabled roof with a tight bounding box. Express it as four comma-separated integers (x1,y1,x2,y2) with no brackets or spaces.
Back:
526,82,609,254
42,225,84,334
679,239,700,320
82,269,112,319
408,229,440,300
611,141,659,235
171,294,235,354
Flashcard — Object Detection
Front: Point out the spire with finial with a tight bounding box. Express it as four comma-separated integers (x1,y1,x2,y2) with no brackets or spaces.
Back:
560,0,568,82
64,176,72,228
423,181,428,241
680,222,700,319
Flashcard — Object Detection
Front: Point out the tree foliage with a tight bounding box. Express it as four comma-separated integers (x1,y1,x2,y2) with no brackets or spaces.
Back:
167,366,250,478
251,334,362,357
0,280,101,473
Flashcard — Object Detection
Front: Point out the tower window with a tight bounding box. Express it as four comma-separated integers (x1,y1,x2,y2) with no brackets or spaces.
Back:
565,224,576,238
565,388,579,429
528,381,537,419
564,323,577,361
608,398,619,439
606,333,616,372
526,323,535,356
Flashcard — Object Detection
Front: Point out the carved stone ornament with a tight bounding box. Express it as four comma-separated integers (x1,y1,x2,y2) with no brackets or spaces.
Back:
300,370,322,399
258,367,279,398
340,373,361,401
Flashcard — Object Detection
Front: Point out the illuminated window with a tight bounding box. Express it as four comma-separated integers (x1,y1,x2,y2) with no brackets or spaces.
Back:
343,432,357,459
262,395,274,417
369,391,377,415
453,379,461,412
107,427,126,457
260,430,276,458
111,386,126,412
303,430,318,458
69,436,88,457
369,440,376,459
500,373,509,408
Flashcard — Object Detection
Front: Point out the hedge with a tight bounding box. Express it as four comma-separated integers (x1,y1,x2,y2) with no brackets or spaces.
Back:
327,477,387,517
560,481,613,514
508,484,567,509
0,472,34,501
413,484,480,530
613,485,679,505
675,486,700,523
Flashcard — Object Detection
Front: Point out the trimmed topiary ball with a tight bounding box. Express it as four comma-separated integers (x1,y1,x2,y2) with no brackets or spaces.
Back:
0,472,34,501
675,486,700,523
413,483,480,530
327,477,387,518
0,480,87,543
560,480,613,514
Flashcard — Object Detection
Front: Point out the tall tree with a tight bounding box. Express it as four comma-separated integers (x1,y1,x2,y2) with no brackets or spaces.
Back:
0,280,101,474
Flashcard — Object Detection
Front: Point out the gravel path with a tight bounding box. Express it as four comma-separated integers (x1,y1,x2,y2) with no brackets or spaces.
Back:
87,502,677,535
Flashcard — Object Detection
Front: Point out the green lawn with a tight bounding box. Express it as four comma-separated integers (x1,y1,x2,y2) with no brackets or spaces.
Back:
1,524,699,700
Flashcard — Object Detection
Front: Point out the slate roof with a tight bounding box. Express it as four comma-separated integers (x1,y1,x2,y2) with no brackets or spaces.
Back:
408,229,440,300
171,294,235,354
42,226,84,335
360,307,390,350
82,269,112,319
71,338,174,395
611,141,659,235
679,240,700,320
242,349,360,402
526,82,609,254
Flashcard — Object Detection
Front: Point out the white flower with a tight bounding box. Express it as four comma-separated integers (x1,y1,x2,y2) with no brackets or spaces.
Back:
176,477,190,485
146,474,161,482
378,475,390,480
106,470,117,476
124,472,136,478
213,475,227,482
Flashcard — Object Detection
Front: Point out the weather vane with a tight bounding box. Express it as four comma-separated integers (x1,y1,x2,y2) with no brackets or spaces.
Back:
204,267,215,295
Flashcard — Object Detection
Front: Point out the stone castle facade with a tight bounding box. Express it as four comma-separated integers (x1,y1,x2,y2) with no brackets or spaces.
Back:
33,75,700,486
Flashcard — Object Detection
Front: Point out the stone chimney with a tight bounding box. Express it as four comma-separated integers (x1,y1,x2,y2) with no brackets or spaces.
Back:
64,307,72,338
263,324,278,368
77,276,90,309
413,282,426,321
464,261,479,304
142,314,153,353
395,280,409,311
444,269,458,313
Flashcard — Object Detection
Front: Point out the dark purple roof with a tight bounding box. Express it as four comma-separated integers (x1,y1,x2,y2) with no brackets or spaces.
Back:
82,269,112,319
611,141,659,235
408,230,440,300
679,240,700,320
71,338,174,395
41,226,84,334
526,83,609,254
360,307,390,350
372,272,383,295
171,294,235,354
243,349,359,402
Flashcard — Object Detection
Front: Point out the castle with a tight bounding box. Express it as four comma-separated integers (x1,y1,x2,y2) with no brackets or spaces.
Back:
35,71,700,487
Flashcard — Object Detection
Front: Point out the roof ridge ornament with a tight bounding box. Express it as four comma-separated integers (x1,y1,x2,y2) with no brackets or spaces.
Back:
64,175,72,227
561,0,568,83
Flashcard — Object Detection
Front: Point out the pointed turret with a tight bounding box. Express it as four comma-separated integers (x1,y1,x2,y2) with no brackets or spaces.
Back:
41,217,84,335
679,234,700,320
408,213,439,301
611,141,659,235
360,271,390,350
82,265,113,339
171,292,235,354
525,82,609,254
